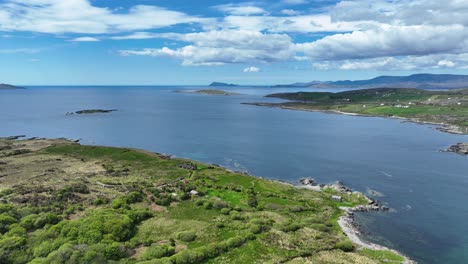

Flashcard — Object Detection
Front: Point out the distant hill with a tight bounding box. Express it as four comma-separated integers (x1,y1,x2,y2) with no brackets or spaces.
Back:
0,83,24,90
209,82,238,87
277,74,468,89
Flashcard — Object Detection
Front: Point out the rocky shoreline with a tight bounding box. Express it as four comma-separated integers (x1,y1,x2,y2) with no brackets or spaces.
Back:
243,102,467,135
298,177,415,263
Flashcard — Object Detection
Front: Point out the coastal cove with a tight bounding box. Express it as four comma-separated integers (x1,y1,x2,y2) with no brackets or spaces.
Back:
1,86,468,263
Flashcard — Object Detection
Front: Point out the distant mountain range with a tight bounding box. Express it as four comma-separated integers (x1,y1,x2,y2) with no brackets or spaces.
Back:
275,74,468,89
209,82,238,87
0,83,24,90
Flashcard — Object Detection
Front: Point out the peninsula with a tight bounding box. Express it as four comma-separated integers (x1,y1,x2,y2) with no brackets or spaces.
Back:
247,88,468,134
0,137,408,263
0,84,24,90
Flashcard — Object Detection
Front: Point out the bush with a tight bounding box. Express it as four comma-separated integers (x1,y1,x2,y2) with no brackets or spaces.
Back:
176,231,197,242
225,236,245,249
220,208,231,215
0,214,17,233
104,242,127,260
203,202,213,210
280,222,302,233
213,200,229,209
93,198,108,206
143,244,175,260
111,198,128,209
247,195,258,208
171,249,203,264
335,240,354,252
229,211,243,221
126,192,144,204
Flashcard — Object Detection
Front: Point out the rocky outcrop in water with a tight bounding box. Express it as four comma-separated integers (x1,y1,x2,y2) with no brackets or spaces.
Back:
446,143,468,155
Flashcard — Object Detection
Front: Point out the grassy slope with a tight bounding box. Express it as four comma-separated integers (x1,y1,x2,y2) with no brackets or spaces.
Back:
0,139,404,264
265,88,468,133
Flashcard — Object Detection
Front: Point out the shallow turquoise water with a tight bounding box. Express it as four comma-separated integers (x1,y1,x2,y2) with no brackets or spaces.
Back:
1,86,467,263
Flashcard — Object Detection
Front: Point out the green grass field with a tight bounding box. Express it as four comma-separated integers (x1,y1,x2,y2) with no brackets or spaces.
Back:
0,139,405,263
264,88,468,134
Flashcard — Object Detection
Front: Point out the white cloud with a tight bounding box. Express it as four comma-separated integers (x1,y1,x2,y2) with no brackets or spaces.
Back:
312,54,468,71
243,66,260,72
281,9,301,16
438,60,455,68
0,48,39,54
282,0,308,5
119,30,295,66
296,25,468,60
0,0,212,34
214,4,267,15
70,36,100,42
110,32,157,40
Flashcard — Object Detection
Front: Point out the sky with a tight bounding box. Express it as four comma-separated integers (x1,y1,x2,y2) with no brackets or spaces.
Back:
1,0,468,85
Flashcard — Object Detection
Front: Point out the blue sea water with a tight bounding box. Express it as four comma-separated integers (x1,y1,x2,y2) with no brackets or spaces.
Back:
1,86,467,263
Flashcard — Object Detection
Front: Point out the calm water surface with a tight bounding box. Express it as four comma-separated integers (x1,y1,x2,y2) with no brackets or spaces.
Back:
1,86,467,263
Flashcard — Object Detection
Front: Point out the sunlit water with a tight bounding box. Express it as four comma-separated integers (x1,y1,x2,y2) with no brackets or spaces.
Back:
1,86,467,263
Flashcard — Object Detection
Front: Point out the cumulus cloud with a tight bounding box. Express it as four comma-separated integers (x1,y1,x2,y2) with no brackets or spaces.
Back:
312,54,468,71
214,4,267,15
119,30,295,65
243,66,260,72
297,25,468,60
282,0,308,5
0,0,211,34
70,36,100,42
281,9,301,16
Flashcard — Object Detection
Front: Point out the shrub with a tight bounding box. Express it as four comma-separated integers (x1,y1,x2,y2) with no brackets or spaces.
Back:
143,244,175,260
111,198,128,209
93,198,107,206
213,200,229,209
335,240,354,252
249,224,263,234
171,249,203,264
126,192,144,204
220,208,231,215
0,214,17,233
247,195,258,208
225,237,244,249
280,222,302,233
229,211,243,221
104,242,127,260
176,231,197,242
203,202,213,210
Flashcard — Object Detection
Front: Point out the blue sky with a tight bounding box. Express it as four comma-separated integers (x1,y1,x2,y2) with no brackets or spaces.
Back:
1,0,468,85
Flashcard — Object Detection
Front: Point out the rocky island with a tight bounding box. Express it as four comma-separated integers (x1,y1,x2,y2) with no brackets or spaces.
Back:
0,83,24,90
446,143,468,155
0,137,409,263
66,109,117,115
192,89,240,96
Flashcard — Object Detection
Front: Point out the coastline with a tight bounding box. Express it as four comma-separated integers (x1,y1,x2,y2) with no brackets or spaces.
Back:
1,135,412,263
243,102,467,135
298,181,415,263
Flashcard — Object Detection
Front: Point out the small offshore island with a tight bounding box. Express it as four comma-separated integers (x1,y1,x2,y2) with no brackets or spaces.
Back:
0,137,410,263
178,89,240,96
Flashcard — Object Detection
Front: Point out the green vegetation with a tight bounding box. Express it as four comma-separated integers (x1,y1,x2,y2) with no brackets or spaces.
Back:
261,88,468,134
0,138,406,263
